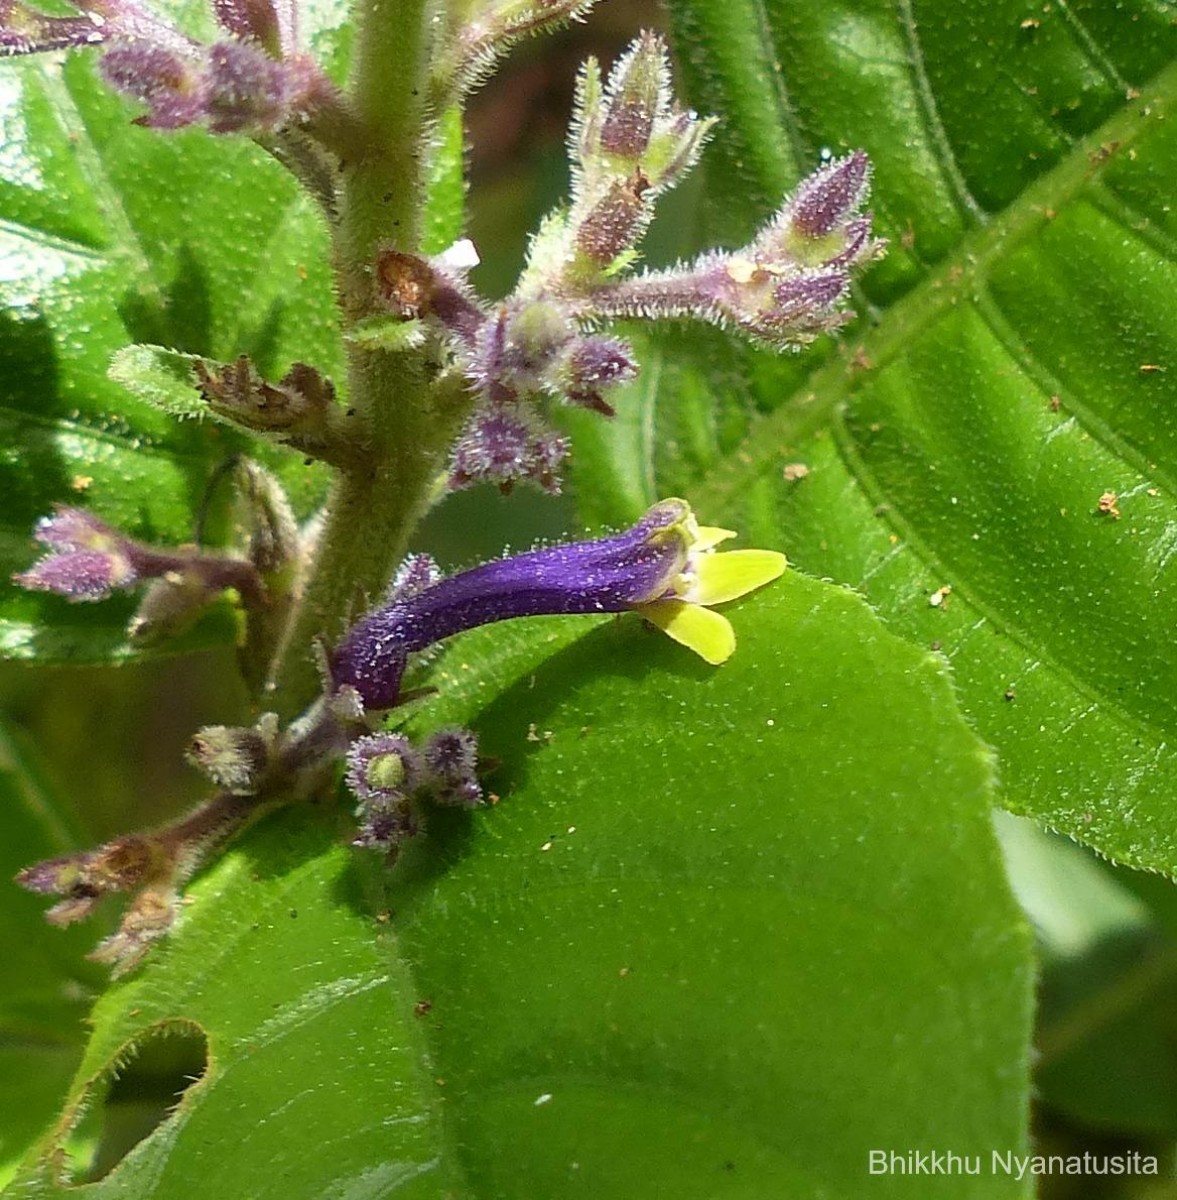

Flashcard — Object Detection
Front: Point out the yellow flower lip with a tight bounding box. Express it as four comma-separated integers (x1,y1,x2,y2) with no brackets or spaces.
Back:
636,506,787,664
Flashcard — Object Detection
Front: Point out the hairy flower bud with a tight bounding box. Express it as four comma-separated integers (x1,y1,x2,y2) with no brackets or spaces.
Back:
449,404,568,496
575,171,650,267
788,150,871,238
236,460,300,578
127,569,217,644
345,733,423,853
421,727,482,808
557,334,638,416
204,39,291,131
186,721,276,793
520,33,712,298
101,42,208,129
13,507,138,601
585,153,883,349
212,0,293,58
573,33,710,195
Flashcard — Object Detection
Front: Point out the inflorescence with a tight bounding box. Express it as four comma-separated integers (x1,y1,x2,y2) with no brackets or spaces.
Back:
4,0,882,973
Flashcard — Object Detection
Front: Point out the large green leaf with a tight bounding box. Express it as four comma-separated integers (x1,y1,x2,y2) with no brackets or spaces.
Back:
562,0,1177,874
6,580,1034,1197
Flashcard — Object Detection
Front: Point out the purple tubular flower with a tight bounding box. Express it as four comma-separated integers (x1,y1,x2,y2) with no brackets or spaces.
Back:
332,499,692,709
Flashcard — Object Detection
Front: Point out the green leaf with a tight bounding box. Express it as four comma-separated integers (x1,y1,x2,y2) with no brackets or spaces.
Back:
564,0,1177,875
107,346,209,422
421,105,467,256
7,580,1033,1197
404,578,1035,1194
0,721,100,1189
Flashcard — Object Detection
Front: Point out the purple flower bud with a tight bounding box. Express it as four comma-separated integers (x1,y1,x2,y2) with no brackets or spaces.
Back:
352,794,418,853
205,39,288,132
16,834,160,899
212,0,287,57
576,171,650,266
331,499,692,709
598,32,664,159
826,215,875,267
31,505,116,550
101,43,208,129
14,508,137,601
559,334,638,416
789,151,871,237
14,548,134,601
773,271,848,313
421,727,482,808
449,404,568,496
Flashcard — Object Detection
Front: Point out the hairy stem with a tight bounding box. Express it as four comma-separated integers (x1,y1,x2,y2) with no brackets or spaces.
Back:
266,0,457,715
337,0,431,313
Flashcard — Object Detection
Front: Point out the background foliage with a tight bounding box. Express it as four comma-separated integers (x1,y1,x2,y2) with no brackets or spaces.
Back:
1,0,1175,1195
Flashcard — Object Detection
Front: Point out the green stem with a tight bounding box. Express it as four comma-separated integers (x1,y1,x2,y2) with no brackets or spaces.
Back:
273,359,476,714
337,0,432,314
266,0,470,714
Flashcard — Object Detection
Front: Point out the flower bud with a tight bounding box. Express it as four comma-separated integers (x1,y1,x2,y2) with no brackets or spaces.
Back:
556,334,638,416
575,171,650,267
345,733,421,802
421,727,482,808
352,795,418,853
88,886,179,975
449,404,568,498
788,150,871,238
204,40,288,132
235,459,299,577
13,506,137,601
186,723,275,793
346,733,423,853
212,0,289,57
573,33,712,197
101,43,209,130
126,569,217,644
